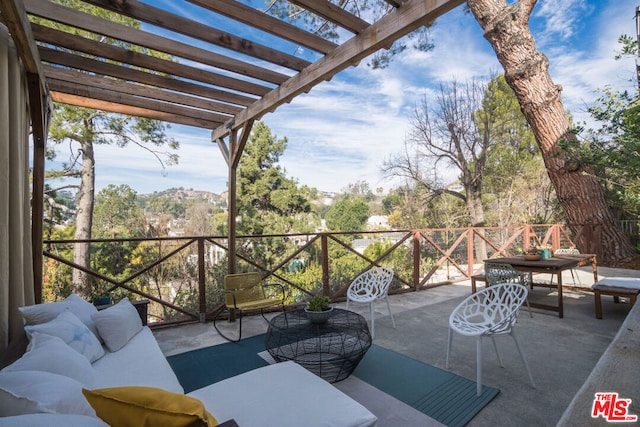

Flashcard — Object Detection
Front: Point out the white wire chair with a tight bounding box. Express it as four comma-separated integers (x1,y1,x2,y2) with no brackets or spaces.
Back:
346,267,396,339
484,262,533,317
446,282,536,396
552,248,582,286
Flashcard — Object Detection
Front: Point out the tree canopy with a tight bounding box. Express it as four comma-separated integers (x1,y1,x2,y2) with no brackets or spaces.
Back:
325,198,370,232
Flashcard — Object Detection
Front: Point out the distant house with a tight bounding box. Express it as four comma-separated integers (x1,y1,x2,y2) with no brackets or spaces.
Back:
367,215,389,230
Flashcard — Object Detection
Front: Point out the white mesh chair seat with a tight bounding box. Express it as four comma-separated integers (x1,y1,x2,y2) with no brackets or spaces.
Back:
346,267,396,339
446,282,536,396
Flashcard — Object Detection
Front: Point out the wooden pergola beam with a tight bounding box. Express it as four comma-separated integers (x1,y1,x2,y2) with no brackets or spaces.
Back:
49,79,228,125
44,67,241,116
212,0,466,141
51,92,221,129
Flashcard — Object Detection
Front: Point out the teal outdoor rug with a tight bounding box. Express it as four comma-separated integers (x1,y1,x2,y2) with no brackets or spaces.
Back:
167,334,268,393
167,334,499,427
353,345,499,427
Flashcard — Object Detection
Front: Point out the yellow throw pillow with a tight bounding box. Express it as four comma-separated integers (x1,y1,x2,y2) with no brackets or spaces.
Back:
82,386,218,427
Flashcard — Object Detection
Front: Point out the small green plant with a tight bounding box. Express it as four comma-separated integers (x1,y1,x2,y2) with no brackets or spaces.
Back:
306,295,331,312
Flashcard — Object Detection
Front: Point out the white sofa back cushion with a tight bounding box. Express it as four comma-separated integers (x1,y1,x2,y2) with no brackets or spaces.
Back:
91,297,143,352
92,327,184,394
1,333,95,387
0,371,96,417
25,309,105,363
19,294,100,339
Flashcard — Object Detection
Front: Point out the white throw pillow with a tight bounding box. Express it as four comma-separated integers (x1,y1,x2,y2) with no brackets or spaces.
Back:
1,333,95,387
25,309,105,362
0,414,108,426
91,297,143,352
0,370,96,417
19,294,100,339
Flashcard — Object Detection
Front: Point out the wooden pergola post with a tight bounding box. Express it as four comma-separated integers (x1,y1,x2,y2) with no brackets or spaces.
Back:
217,120,254,275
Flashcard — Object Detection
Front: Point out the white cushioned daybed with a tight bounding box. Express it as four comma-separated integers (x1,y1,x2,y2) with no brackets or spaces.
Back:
0,295,377,426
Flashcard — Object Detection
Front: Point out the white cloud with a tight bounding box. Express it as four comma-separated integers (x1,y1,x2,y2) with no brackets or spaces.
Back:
543,0,638,126
533,0,591,41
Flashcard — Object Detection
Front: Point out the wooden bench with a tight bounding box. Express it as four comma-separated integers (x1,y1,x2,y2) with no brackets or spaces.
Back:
592,278,640,319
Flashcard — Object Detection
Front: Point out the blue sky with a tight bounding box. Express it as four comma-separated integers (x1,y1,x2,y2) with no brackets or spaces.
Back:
49,0,640,196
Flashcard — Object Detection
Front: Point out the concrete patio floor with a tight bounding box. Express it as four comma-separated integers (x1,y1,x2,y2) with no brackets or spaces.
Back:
153,266,640,426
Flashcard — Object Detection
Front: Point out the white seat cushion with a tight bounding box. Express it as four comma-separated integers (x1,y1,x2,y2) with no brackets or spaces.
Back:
188,361,377,427
592,277,640,291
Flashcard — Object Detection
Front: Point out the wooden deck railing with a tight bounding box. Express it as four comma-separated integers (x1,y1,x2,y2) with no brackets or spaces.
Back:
42,224,576,326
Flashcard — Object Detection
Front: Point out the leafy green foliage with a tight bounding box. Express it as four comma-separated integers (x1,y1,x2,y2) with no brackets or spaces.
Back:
237,122,313,233
577,87,640,218
325,198,370,232
93,185,145,239
233,122,319,268
306,295,331,311
559,35,640,220
142,195,187,218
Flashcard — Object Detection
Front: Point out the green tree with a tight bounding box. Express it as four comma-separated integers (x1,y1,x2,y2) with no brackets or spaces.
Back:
584,88,640,219
143,195,187,219
235,121,318,267
325,198,370,232
41,1,180,297
93,185,145,239
91,185,146,297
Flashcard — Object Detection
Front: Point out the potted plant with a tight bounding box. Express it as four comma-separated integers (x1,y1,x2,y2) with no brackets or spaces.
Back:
304,295,333,323
523,245,541,261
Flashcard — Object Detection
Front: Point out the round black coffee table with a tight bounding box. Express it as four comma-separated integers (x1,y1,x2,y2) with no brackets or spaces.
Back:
265,308,372,383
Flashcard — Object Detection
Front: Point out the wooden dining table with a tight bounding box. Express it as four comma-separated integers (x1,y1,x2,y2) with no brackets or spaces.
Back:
484,254,598,318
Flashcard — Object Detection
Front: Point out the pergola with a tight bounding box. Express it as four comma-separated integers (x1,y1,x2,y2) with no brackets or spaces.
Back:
0,0,465,301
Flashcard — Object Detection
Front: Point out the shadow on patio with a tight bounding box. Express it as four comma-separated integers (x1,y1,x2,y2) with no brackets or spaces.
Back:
153,266,640,426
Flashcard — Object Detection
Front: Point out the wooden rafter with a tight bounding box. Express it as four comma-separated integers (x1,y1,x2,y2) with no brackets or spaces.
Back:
39,48,257,106
24,0,291,85
51,91,220,129
44,67,241,116
32,23,273,97
212,0,466,141
290,0,370,34
79,0,311,71
187,0,338,55
48,79,229,125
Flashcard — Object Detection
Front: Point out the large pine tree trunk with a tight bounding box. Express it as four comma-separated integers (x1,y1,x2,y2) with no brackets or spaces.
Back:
468,0,637,263
72,137,95,298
